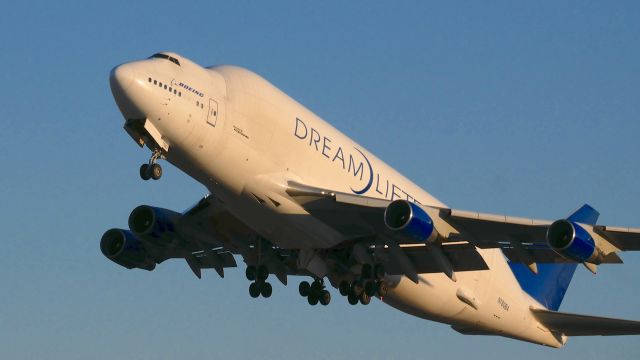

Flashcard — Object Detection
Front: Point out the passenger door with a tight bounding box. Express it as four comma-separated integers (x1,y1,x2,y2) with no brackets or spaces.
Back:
207,98,218,127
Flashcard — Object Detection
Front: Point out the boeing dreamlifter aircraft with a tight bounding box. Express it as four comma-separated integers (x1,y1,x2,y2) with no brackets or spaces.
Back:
103,52,640,347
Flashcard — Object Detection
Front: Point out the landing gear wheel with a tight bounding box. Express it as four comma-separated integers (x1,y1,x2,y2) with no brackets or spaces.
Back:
299,281,311,297
245,266,256,281
261,282,272,298
150,163,162,180
249,282,260,298
350,280,364,297
364,281,377,297
308,294,319,306
310,280,323,295
374,264,385,280
360,292,371,305
377,281,388,297
339,281,350,296
257,265,269,281
347,293,359,305
319,290,331,306
140,164,151,180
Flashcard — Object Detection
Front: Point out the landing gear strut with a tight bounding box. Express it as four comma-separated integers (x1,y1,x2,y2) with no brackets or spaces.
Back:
140,149,164,181
299,279,331,306
246,265,272,298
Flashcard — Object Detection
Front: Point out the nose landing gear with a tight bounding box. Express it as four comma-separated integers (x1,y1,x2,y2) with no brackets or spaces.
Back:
140,149,164,181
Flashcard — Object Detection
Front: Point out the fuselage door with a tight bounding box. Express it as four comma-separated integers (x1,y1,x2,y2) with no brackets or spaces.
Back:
207,98,218,127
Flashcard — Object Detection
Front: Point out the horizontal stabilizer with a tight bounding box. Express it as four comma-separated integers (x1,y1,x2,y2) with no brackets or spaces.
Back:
532,308,640,336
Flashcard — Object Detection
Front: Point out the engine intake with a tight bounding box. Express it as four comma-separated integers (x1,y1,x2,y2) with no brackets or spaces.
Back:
100,228,155,270
546,220,597,263
384,200,438,243
128,205,181,240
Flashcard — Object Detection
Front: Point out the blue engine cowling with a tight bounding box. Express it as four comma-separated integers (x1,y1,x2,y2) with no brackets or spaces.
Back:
100,228,156,270
546,219,597,262
384,200,438,243
128,205,181,241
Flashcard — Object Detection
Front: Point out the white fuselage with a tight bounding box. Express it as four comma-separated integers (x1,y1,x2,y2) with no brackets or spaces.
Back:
110,53,565,347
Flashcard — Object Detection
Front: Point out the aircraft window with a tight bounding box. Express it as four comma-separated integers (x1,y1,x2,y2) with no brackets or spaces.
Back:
174,89,177,94
159,82,163,87
196,101,199,106
201,103,204,109
178,92,181,97
164,85,167,90
149,53,181,66
169,87,172,92
154,80,157,85
148,77,152,83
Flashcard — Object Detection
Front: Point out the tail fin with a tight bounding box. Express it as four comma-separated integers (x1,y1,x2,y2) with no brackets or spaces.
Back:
508,204,599,311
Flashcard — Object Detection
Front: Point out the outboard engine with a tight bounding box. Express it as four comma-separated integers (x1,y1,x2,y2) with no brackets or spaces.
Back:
546,220,598,263
384,200,439,243
100,228,155,270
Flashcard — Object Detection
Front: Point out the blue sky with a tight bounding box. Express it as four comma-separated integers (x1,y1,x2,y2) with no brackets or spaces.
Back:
1,1,639,358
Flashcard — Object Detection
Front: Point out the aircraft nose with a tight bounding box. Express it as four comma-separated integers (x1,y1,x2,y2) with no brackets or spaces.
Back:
109,64,135,94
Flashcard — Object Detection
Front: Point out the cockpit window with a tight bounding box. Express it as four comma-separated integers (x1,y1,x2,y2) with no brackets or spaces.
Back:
149,53,181,66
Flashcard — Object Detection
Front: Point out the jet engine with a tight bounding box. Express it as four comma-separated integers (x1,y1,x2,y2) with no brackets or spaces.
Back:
100,228,155,270
128,205,181,242
546,219,598,263
384,200,439,243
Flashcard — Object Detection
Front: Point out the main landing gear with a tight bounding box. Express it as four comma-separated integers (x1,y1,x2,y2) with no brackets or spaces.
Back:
246,265,273,298
299,279,331,306
339,264,388,306
140,149,164,181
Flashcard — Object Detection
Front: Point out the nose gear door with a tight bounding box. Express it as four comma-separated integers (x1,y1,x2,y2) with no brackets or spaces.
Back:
207,99,218,127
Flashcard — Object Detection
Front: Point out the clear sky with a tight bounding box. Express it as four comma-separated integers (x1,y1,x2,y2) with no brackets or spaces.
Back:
1,1,639,359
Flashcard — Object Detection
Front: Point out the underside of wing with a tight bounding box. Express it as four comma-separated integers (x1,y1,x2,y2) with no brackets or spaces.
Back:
532,308,640,336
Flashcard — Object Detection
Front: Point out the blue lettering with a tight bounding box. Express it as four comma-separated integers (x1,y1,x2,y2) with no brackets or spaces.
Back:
321,137,332,159
332,147,345,169
294,118,308,139
309,128,321,150
348,154,364,181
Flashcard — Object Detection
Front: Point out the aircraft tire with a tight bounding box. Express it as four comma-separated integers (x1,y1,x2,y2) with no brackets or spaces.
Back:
347,293,359,305
377,281,388,297
299,281,311,297
150,163,162,180
308,294,319,306
257,265,269,281
360,292,371,305
319,290,331,306
249,282,260,298
364,280,377,297
338,281,350,296
261,282,272,298
245,266,256,281
350,280,363,297
140,164,151,180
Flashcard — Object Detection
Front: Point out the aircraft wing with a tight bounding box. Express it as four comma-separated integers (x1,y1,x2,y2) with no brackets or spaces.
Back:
531,308,640,336
286,181,639,277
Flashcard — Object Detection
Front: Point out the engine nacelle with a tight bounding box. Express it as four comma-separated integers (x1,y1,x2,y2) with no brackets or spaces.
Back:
546,220,597,263
384,200,438,243
128,205,181,241
100,228,155,270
